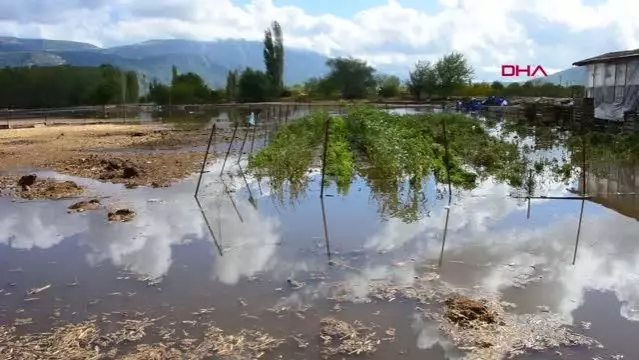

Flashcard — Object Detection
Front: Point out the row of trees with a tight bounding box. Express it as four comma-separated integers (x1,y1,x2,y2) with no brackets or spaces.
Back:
0,64,138,109
142,65,225,104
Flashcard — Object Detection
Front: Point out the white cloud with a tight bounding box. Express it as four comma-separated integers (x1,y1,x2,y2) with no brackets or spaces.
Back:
0,0,637,79
0,159,284,282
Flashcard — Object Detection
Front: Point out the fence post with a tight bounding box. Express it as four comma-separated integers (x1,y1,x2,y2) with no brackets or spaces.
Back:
220,120,239,176
195,123,217,197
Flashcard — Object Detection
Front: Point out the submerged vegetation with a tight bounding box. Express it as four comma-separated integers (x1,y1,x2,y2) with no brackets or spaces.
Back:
249,107,529,222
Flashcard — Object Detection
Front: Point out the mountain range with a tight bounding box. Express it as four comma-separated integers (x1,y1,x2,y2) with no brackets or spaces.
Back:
0,36,587,88
533,67,587,86
0,36,330,88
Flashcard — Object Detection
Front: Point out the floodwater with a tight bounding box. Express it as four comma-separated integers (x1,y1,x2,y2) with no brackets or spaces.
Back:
1,115,639,359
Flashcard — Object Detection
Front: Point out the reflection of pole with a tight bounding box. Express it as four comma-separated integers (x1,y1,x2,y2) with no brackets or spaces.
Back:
438,129,454,269
582,134,587,196
320,196,332,263
438,197,452,268
320,117,331,198
573,198,585,265
249,116,258,155
573,134,587,265
223,179,244,223
441,117,453,197
264,107,271,146
194,196,223,256
238,163,257,210
248,119,262,196
511,195,592,200
195,123,216,197
527,169,533,219
236,127,249,164
220,120,239,175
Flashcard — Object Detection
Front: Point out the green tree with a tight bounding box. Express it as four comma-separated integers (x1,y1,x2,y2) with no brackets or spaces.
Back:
171,65,178,84
147,80,171,105
238,68,270,102
171,72,213,104
263,21,284,97
303,77,338,99
376,75,401,98
433,52,474,97
0,65,137,108
325,57,376,99
225,70,239,102
93,65,122,113
407,60,437,100
522,80,534,92
504,82,522,96
125,71,139,103
491,81,504,91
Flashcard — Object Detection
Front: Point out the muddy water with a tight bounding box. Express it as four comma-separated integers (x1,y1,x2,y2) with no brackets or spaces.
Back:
1,124,639,359
157,105,429,127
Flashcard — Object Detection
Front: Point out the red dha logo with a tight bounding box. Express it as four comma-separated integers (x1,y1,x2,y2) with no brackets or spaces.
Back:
501,65,548,77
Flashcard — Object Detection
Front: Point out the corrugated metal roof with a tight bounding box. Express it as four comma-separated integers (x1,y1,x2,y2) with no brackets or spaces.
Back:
573,49,639,66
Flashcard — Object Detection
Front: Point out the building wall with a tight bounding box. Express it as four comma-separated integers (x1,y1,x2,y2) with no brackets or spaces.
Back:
585,59,639,121
579,161,639,220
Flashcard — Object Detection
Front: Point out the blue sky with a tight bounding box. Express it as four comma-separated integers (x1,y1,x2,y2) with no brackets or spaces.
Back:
265,0,444,17
0,0,637,81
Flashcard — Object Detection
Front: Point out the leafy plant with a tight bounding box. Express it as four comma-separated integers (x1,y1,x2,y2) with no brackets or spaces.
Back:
248,107,530,222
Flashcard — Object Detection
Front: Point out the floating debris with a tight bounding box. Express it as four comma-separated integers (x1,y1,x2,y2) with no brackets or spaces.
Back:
26,284,51,296
190,326,285,359
191,307,215,316
287,278,306,290
67,198,100,213
108,208,136,222
439,294,601,360
121,344,184,359
291,334,309,349
97,318,155,345
383,328,396,341
319,317,381,357
445,295,496,327
0,322,100,359
331,268,601,359
13,318,33,326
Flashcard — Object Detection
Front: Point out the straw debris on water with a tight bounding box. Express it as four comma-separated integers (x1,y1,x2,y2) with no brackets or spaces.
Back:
330,269,601,359
319,317,394,358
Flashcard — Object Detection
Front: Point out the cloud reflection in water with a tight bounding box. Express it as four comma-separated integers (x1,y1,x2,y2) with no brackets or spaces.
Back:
0,159,282,284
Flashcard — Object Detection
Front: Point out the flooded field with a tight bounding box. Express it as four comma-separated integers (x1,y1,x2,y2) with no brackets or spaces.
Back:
1,107,638,359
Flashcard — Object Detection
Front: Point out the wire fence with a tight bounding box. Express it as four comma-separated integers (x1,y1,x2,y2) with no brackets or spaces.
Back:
191,106,635,266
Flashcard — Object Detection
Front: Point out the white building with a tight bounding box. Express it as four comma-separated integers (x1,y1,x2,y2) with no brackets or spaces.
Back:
573,49,639,121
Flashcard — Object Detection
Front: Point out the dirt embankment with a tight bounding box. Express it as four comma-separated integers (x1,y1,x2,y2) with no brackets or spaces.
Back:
0,123,249,189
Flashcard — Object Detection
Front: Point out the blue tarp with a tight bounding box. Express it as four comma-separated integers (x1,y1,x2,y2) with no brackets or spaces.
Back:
456,96,508,112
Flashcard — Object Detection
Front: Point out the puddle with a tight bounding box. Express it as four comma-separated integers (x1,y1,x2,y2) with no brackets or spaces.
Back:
1,116,639,359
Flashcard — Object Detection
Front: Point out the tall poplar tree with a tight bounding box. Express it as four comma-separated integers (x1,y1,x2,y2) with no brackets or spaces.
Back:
263,21,284,97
